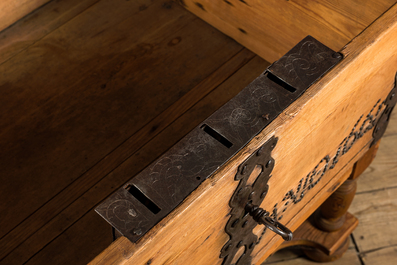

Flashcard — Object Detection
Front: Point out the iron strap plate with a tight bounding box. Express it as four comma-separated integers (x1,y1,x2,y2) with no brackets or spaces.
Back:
96,36,342,242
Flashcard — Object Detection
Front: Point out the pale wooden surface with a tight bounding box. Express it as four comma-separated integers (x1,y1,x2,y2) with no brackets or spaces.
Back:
263,111,397,264
0,0,52,33
179,0,397,62
90,3,397,265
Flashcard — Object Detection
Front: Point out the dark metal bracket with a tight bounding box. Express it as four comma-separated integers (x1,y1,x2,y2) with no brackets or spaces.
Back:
220,137,293,265
372,73,397,146
95,36,342,244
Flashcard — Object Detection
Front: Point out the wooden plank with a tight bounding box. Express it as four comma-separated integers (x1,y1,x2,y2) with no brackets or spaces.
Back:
0,0,247,262
178,0,396,62
90,3,397,265
14,55,270,265
361,246,397,265
350,187,397,252
0,0,51,33
21,211,113,265
0,0,100,65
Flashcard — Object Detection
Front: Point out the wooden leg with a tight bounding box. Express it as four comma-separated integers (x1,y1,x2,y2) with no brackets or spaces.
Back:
279,142,380,262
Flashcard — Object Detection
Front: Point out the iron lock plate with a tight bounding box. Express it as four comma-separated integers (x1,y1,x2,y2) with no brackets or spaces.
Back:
220,136,279,265
95,36,342,243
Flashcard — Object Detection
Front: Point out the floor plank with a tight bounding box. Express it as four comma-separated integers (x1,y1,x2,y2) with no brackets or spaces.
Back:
361,246,397,265
350,187,397,253
356,134,397,193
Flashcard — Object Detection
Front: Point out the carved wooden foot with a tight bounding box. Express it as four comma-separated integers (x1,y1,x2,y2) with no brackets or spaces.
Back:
278,142,380,262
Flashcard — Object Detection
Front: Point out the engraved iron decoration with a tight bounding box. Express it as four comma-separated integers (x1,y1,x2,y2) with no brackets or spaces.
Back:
96,36,342,243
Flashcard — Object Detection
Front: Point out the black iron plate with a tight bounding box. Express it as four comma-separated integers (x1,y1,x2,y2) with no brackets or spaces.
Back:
95,36,342,242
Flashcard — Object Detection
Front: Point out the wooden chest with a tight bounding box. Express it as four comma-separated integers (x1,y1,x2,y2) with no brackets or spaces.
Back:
0,1,396,265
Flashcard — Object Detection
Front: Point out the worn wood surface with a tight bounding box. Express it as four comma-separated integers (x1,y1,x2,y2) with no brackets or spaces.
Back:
90,3,397,265
0,0,100,65
0,1,271,264
0,0,52,33
179,0,397,62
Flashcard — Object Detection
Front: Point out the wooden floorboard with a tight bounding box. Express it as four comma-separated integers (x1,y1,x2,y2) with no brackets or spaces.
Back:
361,246,397,265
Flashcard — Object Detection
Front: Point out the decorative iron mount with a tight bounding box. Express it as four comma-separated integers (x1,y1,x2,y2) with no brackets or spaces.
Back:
220,137,293,265
96,36,342,244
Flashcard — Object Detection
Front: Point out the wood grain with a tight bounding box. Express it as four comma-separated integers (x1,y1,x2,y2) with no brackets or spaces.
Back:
91,3,397,265
179,0,396,62
0,0,52,33
0,0,100,65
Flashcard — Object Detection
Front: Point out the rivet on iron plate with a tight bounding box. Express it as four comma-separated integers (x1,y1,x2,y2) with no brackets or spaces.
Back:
332,52,342,59
132,228,142,236
262,114,270,120
265,160,272,168
232,219,240,227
